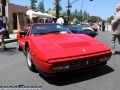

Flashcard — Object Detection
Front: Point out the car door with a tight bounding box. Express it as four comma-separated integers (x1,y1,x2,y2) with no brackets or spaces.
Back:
20,25,31,52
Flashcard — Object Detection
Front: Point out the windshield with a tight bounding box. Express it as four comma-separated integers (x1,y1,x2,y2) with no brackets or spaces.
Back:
81,24,90,27
31,24,72,35
70,26,84,31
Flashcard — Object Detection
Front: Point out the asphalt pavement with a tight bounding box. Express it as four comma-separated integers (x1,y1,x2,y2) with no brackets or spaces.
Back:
0,33,17,45
0,31,120,90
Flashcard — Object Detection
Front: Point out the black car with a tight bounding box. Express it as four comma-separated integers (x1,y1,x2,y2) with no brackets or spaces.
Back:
81,23,98,32
66,25,98,38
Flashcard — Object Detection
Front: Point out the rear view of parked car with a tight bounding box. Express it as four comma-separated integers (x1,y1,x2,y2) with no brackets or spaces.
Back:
67,25,98,38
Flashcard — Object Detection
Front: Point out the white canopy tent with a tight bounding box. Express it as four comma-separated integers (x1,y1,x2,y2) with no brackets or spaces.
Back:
35,11,46,18
48,14,56,18
26,10,36,19
26,9,56,19
43,13,56,18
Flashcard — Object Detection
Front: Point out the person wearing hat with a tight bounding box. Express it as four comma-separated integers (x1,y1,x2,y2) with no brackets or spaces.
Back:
56,15,64,26
111,3,120,54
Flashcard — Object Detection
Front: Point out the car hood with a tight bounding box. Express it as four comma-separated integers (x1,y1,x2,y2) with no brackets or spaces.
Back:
31,34,111,62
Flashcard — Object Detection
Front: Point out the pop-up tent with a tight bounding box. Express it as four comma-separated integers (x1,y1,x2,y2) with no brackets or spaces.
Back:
26,10,36,19
26,10,45,19
26,9,56,19
43,13,56,18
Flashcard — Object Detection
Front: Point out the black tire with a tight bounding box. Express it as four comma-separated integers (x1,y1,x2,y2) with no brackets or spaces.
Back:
26,46,35,71
17,41,22,51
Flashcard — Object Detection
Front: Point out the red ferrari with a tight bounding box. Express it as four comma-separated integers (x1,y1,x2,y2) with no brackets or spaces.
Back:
17,23,112,77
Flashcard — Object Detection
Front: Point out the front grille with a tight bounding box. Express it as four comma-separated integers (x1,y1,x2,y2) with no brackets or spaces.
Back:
70,58,100,68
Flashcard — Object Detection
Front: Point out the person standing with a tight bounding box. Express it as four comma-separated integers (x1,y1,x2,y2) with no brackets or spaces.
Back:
56,15,64,26
0,19,7,51
111,4,120,54
102,20,105,31
98,21,101,30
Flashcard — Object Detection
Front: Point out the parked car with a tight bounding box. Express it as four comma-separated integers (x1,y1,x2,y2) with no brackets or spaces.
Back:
90,23,98,32
68,25,98,38
17,23,112,77
80,24,95,32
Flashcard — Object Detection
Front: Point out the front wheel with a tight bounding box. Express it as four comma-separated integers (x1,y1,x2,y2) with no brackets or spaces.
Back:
17,41,22,51
26,46,35,71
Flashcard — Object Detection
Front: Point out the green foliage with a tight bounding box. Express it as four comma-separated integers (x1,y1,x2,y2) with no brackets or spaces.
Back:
25,6,30,8
106,16,114,23
37,0,45,13
83,11,88,20
60,11,67,16
69,9,91,21
53,0,62,12
30,0,37,9
90,16,102,23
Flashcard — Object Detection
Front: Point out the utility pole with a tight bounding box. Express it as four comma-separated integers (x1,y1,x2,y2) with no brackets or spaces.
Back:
67,0,77,22
67,0,70,21
80,0,93,24
56,0,60,19
2,0,10,38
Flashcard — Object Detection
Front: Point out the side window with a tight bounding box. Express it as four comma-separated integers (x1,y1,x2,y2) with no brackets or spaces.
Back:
25,26,31,36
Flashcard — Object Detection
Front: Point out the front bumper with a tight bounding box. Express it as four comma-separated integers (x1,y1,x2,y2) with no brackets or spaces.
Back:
36,62,107,77
31,50,111,77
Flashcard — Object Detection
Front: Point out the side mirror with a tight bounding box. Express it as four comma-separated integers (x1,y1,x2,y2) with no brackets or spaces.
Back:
20,31,25,37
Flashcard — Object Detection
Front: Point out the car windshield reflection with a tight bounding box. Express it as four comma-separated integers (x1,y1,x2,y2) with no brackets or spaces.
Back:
31,24,72,35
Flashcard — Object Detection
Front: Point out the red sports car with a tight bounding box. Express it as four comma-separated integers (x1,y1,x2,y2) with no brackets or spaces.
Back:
17,23,112,77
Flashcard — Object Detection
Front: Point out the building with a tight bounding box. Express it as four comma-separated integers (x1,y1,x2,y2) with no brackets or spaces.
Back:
0,1,27,33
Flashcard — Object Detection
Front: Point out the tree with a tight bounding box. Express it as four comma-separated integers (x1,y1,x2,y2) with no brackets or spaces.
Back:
53,0,62,12
25,6,30,8
87,13,90,20
83,10,87,20
90,16,102,23
74,9,78,17
30,0,37,9
106,15,114,23
37,0,45,13
46,8,51,13
61,11,67,16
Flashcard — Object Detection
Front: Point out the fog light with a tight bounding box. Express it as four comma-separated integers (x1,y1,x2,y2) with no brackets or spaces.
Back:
53,66,70,71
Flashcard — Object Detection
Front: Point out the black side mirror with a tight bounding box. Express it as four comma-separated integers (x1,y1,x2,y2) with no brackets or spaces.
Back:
20,31,25,37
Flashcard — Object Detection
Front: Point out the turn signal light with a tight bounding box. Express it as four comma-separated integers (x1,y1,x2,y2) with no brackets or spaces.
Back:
31,52,36,56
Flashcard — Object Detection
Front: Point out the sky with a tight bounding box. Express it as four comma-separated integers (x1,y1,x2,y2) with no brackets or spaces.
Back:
10,0,120,20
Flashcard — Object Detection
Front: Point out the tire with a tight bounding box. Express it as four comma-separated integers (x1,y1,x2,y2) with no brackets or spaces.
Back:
17,41,22,51
26,46,35,71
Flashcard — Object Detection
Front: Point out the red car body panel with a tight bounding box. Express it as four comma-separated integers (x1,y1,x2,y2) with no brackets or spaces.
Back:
29,34,110,61
17,23,112,75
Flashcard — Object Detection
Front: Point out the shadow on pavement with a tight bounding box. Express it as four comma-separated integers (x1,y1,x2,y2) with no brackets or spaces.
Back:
39,65,114,86
0,47,19,55
115,51,120,55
